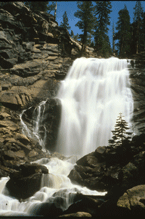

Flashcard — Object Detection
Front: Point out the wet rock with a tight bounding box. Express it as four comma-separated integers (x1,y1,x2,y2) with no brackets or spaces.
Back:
68,169,83,185
22,97,62,152
76,152,98,166
28,150,38,158
61,194,105,217
19,163,48,176
6,172,42,199
32,202,63,217
5,163,48,199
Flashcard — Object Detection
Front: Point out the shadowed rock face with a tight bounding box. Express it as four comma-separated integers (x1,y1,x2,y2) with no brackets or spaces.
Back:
129,54,145,134
5,163,48,199
68,134,145,193
21,98,62,152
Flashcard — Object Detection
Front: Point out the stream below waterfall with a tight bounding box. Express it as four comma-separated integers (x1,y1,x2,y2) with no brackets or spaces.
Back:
0,57,134,216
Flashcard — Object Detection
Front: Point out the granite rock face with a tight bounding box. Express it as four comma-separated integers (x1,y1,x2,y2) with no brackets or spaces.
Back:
129,54,145,134
0,2,95,111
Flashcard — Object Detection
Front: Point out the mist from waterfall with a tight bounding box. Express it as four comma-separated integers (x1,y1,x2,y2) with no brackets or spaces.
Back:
56,57,133,157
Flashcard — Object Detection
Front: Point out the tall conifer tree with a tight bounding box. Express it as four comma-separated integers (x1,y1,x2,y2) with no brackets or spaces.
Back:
60,11,71,30
141,12,145,51
25,1,55,13
74,1,95,52
94,1,112,57
132,1,144,54
112,22,115,54
114,5,131,57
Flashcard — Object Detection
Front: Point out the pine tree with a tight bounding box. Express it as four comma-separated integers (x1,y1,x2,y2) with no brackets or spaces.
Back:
24,1,55,13
74,1,95,52
60,11,71,30
141,12,145,51
94,1,112,57
108,113,132,147
86,33,93,46
114,5,131,57
132,1,144,54
112,22,115,54
73,33,79,41
70,30,74,38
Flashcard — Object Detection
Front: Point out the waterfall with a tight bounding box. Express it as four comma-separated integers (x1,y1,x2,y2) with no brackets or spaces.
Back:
0,157,107,216
56,57,133,157
20,101,47,151
0,57,134,216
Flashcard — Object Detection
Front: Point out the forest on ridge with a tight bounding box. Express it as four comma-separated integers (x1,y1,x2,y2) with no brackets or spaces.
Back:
24,1,145,58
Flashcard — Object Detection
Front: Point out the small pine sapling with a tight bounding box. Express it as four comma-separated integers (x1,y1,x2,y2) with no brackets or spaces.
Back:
108,113,132,147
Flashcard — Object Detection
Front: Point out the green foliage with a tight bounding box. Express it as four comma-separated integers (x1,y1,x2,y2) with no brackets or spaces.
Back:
73,33,79,41
140,12,145,51
74,1,95,50
70,30,74,38
93,1,112,57
132,1,144,54
133,1,143,23
60,11,71,30
108,113,132,147
24,1,56,13
70,31,80,41
114,5,131,57
112,22,115,54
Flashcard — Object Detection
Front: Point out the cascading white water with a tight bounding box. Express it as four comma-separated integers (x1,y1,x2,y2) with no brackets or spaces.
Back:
56,57,133,157
0,157,107,216
0,57,134,216
20,101,47,151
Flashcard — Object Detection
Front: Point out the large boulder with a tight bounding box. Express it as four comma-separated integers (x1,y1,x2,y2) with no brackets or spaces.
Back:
5,163,48,199
117,184,145,214
69,134,145,194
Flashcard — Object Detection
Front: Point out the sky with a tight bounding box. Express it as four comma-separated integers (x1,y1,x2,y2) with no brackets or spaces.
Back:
49,1,145,48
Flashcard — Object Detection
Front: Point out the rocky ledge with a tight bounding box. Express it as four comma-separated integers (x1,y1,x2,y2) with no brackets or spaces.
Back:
62,134,145,217
0,2,95,111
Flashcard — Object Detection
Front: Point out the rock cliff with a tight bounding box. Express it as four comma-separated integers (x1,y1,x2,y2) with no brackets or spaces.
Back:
0,2,95,176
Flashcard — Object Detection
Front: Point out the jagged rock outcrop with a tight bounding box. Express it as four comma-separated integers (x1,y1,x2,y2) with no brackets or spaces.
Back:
0,1,95,180
67,135,145,217
0,2,95,111
69,134,145,192
129,57,145,134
